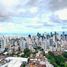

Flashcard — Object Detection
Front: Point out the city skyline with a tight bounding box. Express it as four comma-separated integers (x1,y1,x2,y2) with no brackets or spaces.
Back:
0,0,67,34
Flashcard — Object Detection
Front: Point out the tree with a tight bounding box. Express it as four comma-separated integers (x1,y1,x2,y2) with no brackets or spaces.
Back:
65,62,67,67
23,48,31,58
63,52,67,58
55,55,65,65
21,63,25,67
46,51,66,67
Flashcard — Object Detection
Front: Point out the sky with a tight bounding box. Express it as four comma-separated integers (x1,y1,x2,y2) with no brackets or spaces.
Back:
0,0,67,35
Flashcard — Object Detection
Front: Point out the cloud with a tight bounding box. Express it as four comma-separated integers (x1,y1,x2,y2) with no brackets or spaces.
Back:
0,0,67,34
54,8,67,20
0,0,20,8
49,0,67,11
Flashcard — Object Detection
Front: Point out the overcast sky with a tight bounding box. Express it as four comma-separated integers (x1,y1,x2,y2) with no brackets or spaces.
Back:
0,0,67,35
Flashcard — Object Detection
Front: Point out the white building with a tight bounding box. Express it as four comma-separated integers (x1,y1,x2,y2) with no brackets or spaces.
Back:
1,57,28,67
0,36,7,53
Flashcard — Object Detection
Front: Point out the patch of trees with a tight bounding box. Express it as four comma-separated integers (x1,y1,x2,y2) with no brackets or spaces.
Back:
46,51,67,67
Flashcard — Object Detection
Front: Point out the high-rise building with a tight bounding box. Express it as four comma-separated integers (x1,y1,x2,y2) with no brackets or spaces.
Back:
0,37,5,53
